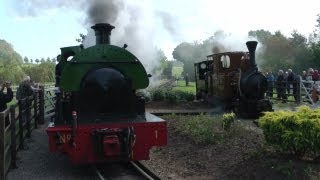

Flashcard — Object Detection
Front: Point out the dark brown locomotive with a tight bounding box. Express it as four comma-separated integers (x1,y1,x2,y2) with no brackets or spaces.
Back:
195,41,273,118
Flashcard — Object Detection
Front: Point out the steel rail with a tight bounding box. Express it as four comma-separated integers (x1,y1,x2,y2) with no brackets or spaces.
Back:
130,161,161,180
92,165,106,180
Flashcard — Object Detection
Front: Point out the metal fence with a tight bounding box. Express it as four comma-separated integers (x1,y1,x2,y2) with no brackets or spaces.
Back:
0,86,55,179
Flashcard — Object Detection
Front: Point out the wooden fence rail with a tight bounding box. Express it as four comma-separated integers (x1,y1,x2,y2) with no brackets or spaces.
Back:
267,76,320,105
0,85,55,179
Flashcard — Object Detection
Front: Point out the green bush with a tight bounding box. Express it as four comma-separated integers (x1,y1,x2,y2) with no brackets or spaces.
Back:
222,112,235,131
175,90,195,101
165,90,178,103
171,114,216,144
150,89,195,102
259,106,320,160
151,89,165,101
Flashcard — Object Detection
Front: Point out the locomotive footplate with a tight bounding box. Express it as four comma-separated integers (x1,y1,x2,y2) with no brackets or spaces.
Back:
46,112,167,165
92,127,135,158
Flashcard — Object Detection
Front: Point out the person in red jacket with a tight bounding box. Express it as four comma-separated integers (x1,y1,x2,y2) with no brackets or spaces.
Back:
312,70,320,81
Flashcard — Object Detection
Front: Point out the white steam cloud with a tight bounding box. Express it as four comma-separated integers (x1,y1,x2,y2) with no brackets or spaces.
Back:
11,0,263,73
11,0,179,75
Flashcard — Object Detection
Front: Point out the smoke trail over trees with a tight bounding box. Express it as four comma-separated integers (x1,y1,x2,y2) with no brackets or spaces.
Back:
10,0,178,74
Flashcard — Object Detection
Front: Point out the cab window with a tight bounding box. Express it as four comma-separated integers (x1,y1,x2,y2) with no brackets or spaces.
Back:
220,55,230,68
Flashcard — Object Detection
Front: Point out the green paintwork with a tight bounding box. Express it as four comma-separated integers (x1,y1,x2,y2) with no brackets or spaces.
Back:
60,44,149,91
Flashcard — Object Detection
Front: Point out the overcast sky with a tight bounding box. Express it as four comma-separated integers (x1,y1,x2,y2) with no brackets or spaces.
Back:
0,0,319,61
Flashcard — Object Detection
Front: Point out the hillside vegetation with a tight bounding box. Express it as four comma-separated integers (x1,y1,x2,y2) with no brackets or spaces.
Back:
0,39,55,84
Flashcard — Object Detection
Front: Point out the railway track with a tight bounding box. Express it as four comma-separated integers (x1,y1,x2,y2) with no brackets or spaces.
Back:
158,79,176,89
93,161,160,180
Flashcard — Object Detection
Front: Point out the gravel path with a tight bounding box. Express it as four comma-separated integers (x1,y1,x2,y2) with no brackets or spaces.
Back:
7,122,98,180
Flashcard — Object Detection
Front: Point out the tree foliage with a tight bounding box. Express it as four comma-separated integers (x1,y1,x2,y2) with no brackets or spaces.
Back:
152,49,173,79
0,39,23,64
0,38,55,84
76,33,86,43
172,31,233,81
249,30,314,73
172,15,320,78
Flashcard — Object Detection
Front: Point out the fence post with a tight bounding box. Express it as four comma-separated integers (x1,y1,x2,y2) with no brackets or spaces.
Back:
18,100,24,150
0,111,5,180
296,76,301,104
34,92,38,129
26,97,31,138
39,86,45,124
10,106,17,169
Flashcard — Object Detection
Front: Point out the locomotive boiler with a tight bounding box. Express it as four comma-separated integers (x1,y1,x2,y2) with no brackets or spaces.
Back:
195,41,273,118
46,23,167,165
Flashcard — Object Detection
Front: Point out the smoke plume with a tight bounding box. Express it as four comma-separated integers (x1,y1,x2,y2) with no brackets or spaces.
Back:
10,0,263,75
85,0,124,25
11,0,179,75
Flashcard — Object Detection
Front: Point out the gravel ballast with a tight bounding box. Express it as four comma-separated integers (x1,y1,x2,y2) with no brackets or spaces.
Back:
7,123,96,180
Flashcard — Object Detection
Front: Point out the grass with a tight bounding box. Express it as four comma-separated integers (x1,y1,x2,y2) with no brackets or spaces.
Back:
172,66,183,78
172,80,196,94
163,113,251,145
8,99,17,106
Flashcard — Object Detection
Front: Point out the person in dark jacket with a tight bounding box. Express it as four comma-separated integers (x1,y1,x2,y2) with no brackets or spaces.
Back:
184,73,189,86
286,69,297,99
276,70,286,102
266,72,274,97
0,81,13,112
55,55,63,87
16,76,34,101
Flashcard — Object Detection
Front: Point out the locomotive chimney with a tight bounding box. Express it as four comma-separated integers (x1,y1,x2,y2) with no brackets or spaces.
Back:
246,41,258,68
91,23,115,45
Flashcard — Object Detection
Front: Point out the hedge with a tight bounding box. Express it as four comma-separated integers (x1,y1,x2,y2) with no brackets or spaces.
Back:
259,106,320,160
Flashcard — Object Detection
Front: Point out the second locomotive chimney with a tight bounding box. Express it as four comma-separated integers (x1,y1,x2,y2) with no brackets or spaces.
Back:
246,41,258,68
91,23,115,45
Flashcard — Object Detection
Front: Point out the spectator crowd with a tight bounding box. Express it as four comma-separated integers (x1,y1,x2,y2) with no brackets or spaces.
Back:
265,68,320,103
0,75,40,113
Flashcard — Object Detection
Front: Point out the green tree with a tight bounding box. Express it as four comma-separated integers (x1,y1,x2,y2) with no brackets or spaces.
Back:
76,33,86,43
0,39,24,83
51,58,56,64
40,58,45,64
35,59,39,64
23,56,29,64
159,58,173,79
248,29,272,44
172,31,231,81
152,49,172,78
249,30,299,72
309,14,320,68
0,39,23,64
289,30,313,72
172,42,196,80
